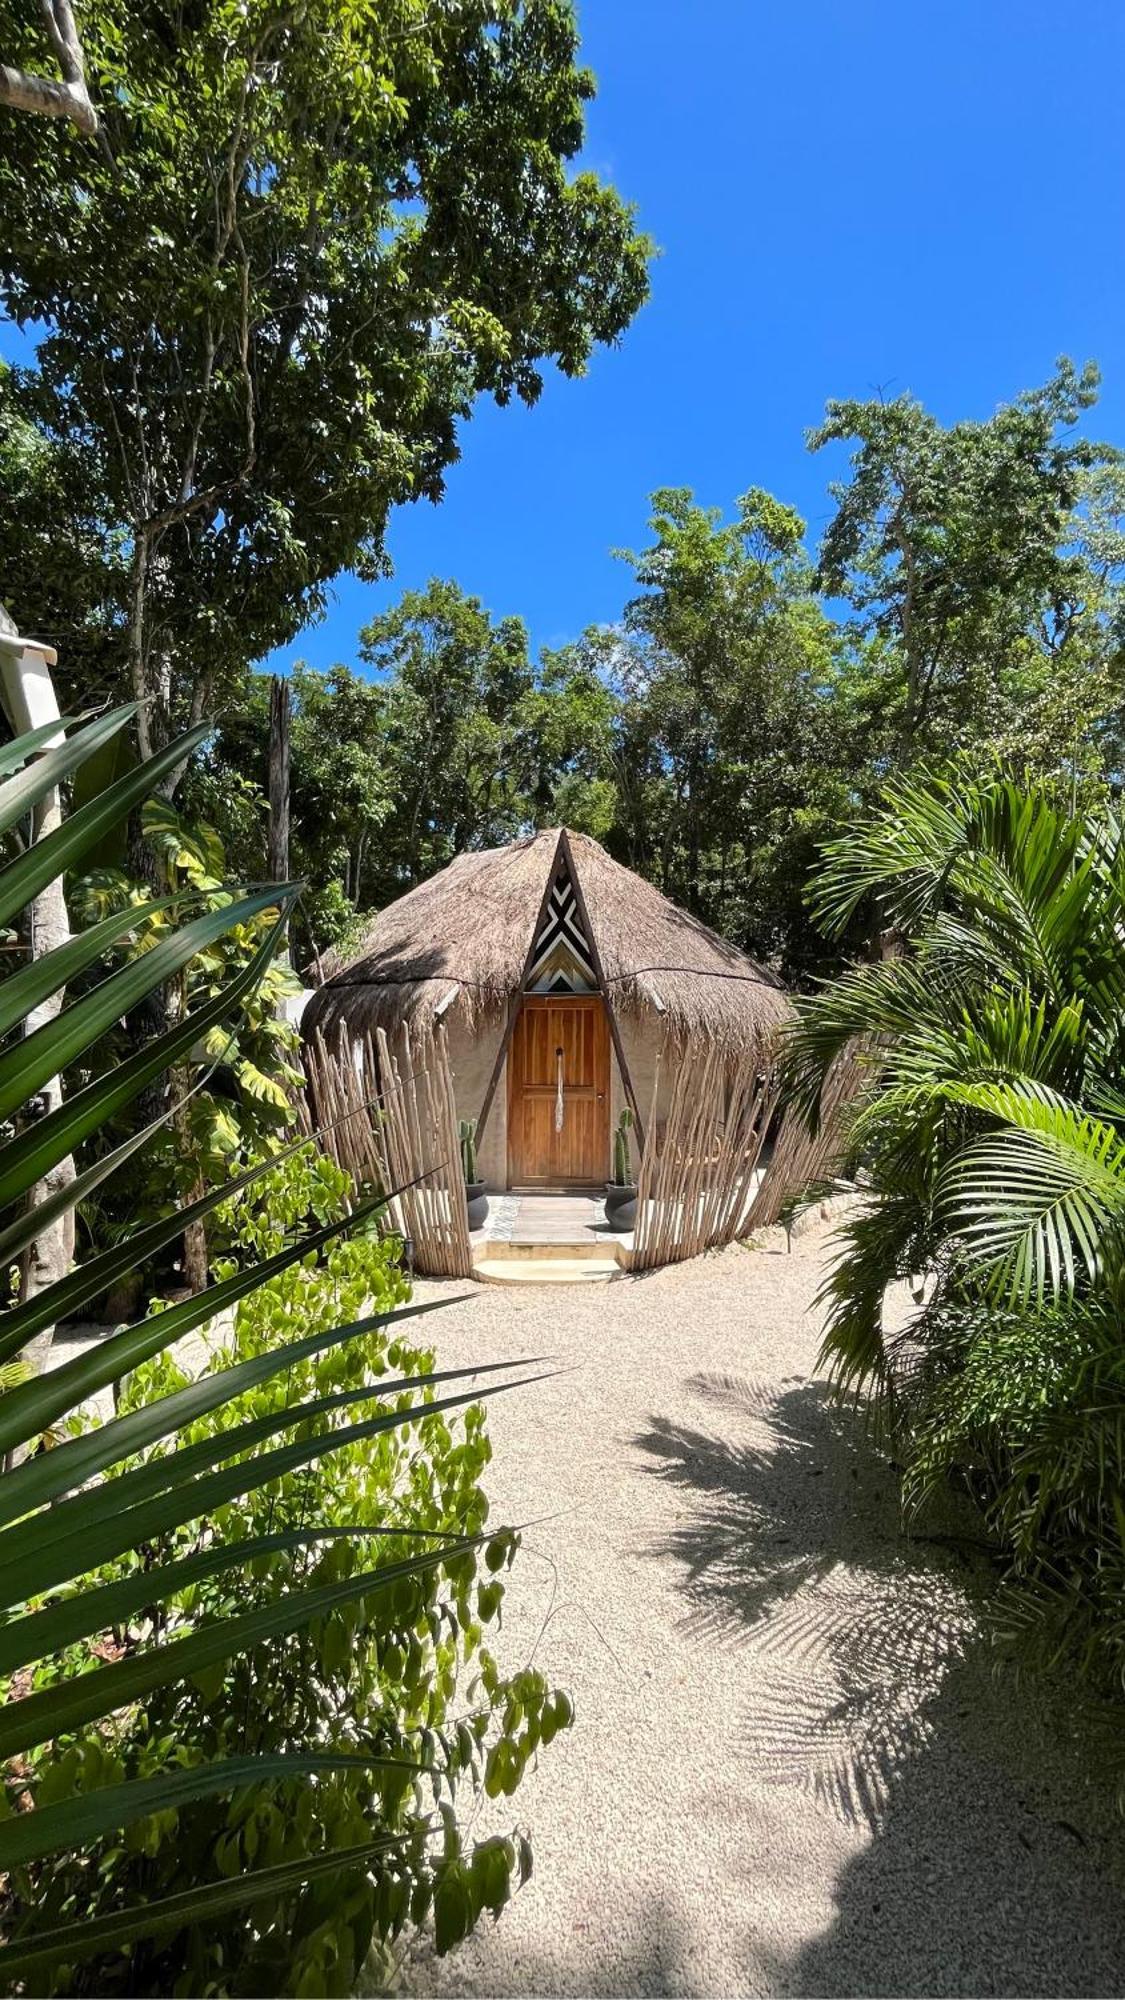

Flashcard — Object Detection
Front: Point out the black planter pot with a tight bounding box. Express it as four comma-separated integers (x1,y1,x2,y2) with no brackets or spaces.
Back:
465,1180,489,1230
604,1181,637,1229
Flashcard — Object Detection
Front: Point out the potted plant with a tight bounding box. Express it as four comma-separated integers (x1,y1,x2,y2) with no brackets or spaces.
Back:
460,1118,489,1229
605,1107,637,1228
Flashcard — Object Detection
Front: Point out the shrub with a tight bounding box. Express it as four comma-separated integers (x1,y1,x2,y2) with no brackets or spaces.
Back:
900,1287,1125,1729
7,1149,571,1995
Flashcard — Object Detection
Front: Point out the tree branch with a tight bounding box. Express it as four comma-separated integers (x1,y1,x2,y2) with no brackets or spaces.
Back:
1,0,96,135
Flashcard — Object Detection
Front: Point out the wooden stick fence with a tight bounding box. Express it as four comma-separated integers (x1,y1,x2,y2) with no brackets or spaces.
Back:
304,1022,473,1279
627,1036,777,1271
743,1040,866,1231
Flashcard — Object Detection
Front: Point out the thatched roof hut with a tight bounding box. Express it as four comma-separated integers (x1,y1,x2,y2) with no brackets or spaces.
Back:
304,828,789,1192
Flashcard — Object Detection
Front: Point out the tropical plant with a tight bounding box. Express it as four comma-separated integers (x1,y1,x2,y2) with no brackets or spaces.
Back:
0,705,538,1987
782,765,1125,1730
7,1146,569,1995
458,1118,478,1186
612,1108,634,1188
69,797,305,1285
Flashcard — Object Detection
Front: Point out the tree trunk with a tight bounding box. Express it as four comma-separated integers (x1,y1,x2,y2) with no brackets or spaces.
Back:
0,0,97,135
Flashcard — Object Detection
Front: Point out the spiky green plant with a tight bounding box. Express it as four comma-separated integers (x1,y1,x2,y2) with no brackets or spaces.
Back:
459,1117,477,1183
0,707,532,1984
612,1107,633,1187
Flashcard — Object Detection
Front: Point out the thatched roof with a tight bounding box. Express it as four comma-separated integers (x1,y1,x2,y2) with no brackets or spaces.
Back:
303,828,790,1056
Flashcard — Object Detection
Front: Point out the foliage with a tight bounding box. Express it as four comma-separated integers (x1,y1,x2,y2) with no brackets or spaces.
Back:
193,664,394,964
192,363,1125,987
782,766,1125,1734
359,579,539,894
201,592,628,967
69,798,304,1271
8,1147,570,1995
0,0,650,758
459,1119,478,1186
601,484,868,974
203,493,869,981
0,706,534,1986
809,360,1124,763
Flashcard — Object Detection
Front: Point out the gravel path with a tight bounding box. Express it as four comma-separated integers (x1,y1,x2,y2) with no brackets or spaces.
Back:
406,1232,1125,1998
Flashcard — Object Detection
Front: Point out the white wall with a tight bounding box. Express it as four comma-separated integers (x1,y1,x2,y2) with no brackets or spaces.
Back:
443,1009,509,1189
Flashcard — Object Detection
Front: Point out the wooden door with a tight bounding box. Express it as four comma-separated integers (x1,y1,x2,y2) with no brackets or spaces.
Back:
507,996,610,1187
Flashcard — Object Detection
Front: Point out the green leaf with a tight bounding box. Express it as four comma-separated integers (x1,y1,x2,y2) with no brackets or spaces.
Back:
0,1031,241,1271
0,1834,408,1980
0,713,87,781
0,1188,383,1443
0,718,210,930
0,1541,479,1757
0,1369,543,1613
0,1299,490,1521
0,913,286,1215
0,881,298,1122
940,1109,1124,1303
434,1865,472,1954
0,703,137,842
0,889,181,1043
0,1084,320,1363
0,1753,422,1871
0,1524,377,1673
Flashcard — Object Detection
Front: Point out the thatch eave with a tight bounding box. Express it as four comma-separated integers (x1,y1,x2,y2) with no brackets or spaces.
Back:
302,828,791,1060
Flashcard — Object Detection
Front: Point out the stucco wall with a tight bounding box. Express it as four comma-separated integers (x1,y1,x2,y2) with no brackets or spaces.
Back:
443,1009,508,1189
614,1009,673,1163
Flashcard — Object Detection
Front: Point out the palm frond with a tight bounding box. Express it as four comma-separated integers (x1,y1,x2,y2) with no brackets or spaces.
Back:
939,1104,1125,1303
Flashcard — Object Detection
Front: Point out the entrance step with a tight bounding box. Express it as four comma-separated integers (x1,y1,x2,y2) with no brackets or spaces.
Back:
472,1242,625,1286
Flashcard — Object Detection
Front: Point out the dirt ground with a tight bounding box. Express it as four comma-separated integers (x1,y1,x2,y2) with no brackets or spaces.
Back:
404,1230,1125,1998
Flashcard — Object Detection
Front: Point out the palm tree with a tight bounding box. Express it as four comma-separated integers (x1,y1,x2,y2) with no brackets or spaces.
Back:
782,766,1125,1719
786,766,1125,1394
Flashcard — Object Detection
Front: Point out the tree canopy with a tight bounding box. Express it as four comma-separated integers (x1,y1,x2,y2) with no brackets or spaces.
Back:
810,360,1123,765
0,0,650,757
191,360,1125,984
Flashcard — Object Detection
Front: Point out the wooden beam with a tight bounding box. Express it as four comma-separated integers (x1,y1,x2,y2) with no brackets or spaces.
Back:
559,829,646,1153
475,829,566,1145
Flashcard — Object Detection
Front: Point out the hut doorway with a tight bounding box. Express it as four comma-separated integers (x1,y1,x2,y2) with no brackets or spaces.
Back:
507,995,610,1189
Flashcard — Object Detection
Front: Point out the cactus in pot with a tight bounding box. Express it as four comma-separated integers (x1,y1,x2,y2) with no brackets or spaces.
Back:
606,1107,637,1227
459,1117,488,1228
612,1107,633,1188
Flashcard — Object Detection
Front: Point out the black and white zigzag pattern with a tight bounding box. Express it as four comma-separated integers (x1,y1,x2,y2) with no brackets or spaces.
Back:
526,859,595,991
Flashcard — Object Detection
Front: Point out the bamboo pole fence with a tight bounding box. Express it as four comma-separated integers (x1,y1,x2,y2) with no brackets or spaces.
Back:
743,1040,867,1231
627,1036,777,1271
304,1021,473,1279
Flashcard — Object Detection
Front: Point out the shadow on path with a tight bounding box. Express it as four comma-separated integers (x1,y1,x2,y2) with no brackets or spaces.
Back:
636,1371,1125,1996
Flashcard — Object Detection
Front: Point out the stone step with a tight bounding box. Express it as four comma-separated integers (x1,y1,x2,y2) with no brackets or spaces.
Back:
473,1255,623,1286
471,1237,617,1260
